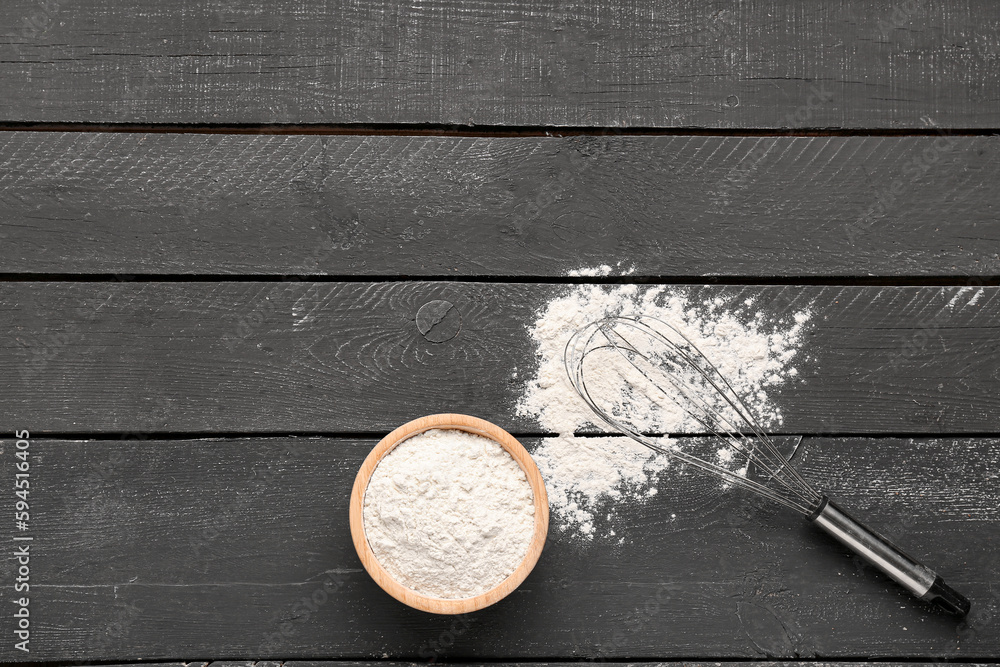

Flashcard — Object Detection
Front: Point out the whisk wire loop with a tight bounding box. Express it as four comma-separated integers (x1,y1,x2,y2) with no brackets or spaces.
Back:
564,315,822,515
601,318,819,506
563,313,970,616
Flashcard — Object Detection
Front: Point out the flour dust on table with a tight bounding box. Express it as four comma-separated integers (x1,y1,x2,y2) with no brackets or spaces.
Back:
363,428,535,599
566,263,636,277
517,284,811,540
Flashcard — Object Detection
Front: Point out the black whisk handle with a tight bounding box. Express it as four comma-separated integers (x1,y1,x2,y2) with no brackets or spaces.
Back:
924,577,972,616
807,496,970,616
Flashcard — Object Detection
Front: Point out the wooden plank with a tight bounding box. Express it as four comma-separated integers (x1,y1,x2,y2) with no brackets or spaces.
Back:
281,664,1000,667
3,435,995,662
0,1,997,127
58,663,1000,667
2,282,998,434
1,133,998,278
40,664,195,667
278,660,996,667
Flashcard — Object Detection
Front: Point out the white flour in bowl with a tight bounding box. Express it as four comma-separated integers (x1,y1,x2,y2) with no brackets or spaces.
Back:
363,428,535,599
516,284,811,539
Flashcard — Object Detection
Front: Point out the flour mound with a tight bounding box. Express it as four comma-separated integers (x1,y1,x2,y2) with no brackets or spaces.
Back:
517,284,810,540
363,429,535,598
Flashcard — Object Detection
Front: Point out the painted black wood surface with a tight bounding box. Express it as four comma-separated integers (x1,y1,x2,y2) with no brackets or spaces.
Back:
61,664,1000,667
3,282,997,435
3,0,999,664
203,664,1000,667
1,133,997,278
0,436,995,662
0,1,998,128
108,664,1000,667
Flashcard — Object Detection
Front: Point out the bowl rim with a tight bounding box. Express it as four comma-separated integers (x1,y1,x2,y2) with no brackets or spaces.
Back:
349,413,549,614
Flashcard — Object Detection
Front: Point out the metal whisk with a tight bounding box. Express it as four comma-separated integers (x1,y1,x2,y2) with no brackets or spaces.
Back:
564,314,970,616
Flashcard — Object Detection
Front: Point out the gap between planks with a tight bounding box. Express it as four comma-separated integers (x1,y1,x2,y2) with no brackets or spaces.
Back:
12,659,1000,666
0,123,999,137
9,653,1000,663
2,275,999,286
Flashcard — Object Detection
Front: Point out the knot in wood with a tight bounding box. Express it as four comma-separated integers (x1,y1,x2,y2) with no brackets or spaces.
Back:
416,300,461,343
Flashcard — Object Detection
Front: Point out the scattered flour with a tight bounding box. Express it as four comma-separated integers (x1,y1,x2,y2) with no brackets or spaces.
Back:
947,285,986,310
567,265,613,277
516,284,810,540
567,262,636,277
363,429,535,599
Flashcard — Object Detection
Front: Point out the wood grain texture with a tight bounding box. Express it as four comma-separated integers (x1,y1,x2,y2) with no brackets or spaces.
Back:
0,1,997,127
54,664,198,667
274,664,1000,667
3,282,998,435
56,660,996,667
2,435,995,662
1,133,998,277
228,664,1000,667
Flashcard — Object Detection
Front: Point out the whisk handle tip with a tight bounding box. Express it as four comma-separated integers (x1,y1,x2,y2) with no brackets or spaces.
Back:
923,577,971,617
810,497,971,617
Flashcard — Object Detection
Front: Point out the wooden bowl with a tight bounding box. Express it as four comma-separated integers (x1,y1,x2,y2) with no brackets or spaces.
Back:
349,413,549,614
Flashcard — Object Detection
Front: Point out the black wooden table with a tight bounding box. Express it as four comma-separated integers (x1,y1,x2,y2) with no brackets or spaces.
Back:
1,1,998,666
